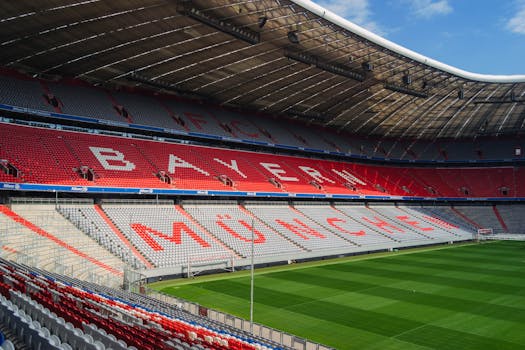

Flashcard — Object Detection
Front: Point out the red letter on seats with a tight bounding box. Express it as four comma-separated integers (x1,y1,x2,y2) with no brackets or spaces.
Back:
184,112,208,130
422,216,458,229
216,220,266,243
396,216,434,232
130,222,210,251
326,217,365,236
230,120,259,138
275,219,325,239
362,216,404,234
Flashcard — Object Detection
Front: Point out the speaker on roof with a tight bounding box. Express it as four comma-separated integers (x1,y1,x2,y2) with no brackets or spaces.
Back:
362,61,373,71
258,16,268,28
287,30,300,44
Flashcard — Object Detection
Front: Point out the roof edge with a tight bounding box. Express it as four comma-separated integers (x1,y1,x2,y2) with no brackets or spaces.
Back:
292,0,525,83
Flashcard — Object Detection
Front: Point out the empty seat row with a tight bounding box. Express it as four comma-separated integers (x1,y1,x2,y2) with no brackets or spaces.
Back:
2,72,524,161
0,122,522,198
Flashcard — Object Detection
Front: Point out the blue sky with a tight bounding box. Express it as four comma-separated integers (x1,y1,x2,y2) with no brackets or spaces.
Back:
314,0,525,75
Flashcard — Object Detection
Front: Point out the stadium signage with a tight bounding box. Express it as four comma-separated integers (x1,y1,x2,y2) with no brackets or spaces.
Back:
71,186,88,192
87,146,369,187
2,182,525,202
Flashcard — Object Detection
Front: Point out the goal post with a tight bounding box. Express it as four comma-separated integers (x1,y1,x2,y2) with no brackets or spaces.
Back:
185,252,236,278
475,228,494,241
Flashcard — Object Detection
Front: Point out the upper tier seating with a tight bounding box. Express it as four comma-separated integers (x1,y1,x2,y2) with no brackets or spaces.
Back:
112,91,174,128
0,75,53,112
2,72,524,161
46,82,122,122
163,99,232,137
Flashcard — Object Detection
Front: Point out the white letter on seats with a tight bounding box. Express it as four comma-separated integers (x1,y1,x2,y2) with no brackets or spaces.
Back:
213,158,246,178
331,169,367,185
260,163,298,182
89,147,135,171
298,166,335,184
168,154,209,176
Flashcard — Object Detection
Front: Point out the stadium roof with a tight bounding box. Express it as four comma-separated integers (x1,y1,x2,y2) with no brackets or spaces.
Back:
2,0,525,140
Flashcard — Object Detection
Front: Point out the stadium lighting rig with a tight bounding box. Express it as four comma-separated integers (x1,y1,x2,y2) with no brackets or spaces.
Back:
287,109,326,123
284,49,365,82
127,72,210,100
384,82,429,98
473,94,525,104
180,2,260,45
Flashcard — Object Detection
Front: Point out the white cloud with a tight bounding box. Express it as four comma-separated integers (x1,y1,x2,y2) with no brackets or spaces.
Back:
315,0,384,35
406,0,453,18
507,5,525,34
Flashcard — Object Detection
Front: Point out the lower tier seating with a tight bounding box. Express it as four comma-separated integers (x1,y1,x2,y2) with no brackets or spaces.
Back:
2,200,479,276
0,199,520,349
0,204,123,288
0,258,277,350
4,198,524,285
101,204,231,268
182,202,305,258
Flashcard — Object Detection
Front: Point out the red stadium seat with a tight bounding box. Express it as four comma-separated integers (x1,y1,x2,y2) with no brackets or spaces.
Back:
0,123,521,198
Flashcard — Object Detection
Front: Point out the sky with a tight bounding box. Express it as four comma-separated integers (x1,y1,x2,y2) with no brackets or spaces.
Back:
313,0,525,75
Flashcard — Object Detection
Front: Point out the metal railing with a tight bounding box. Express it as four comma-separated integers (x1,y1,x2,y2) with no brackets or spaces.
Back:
146,289,334,350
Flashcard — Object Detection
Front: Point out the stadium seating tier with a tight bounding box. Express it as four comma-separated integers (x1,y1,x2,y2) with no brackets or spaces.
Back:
0,123,523,198
1,72,524,162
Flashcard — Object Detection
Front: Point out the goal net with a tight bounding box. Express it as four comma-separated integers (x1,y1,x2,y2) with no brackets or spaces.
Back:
185,252,236,278
475,228,494,241
475,228,525,242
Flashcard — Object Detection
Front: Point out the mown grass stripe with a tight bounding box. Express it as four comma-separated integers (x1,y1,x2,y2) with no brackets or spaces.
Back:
416,244,525,265
397,324,523,350
191,279,426,337
154,242,525,350
370,255,525,279
266,270,525,323
320,263,525,296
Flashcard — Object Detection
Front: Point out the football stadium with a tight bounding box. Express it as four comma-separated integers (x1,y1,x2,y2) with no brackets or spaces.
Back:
0,1,524,349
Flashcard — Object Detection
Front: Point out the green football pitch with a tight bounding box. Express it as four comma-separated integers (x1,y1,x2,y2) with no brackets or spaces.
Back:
150,241,525,350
